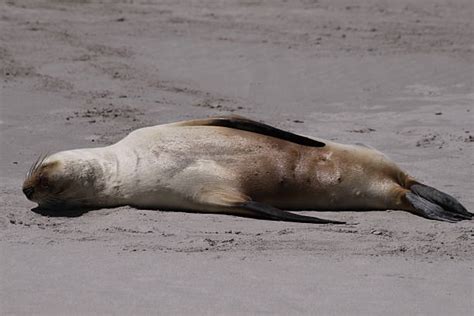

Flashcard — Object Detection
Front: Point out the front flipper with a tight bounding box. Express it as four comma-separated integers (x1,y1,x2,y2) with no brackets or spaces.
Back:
237,201,345,224
199,186,344,224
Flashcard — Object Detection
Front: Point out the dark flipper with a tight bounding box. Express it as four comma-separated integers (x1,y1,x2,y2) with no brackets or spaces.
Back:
238,201,345,224
198,186,341,224
405,185,472,222
410,184,472,218
182,116,325,148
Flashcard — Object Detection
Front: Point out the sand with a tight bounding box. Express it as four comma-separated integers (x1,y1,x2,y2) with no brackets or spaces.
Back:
1,0,473,315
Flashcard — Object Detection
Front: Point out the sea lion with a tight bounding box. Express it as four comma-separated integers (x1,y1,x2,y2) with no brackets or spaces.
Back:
22,116,471,223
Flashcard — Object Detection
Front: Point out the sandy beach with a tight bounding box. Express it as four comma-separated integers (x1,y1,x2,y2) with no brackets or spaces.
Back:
1,0,473,314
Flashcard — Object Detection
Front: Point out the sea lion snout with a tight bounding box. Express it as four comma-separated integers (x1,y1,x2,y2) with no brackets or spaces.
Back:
22,186,35,199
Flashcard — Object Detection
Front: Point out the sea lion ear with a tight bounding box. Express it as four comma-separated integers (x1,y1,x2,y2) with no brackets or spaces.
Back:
178,116,326,148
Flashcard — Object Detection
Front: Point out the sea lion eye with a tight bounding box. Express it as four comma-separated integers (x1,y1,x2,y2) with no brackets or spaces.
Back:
39,175,50,189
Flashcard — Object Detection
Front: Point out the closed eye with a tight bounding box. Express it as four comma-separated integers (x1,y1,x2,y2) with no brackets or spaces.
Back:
39,175,50,189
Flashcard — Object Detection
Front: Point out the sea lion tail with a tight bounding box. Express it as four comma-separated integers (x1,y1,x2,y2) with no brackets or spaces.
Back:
405,183,472,222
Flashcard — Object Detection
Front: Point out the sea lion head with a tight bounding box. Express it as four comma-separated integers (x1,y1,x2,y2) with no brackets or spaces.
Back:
22,153,103,211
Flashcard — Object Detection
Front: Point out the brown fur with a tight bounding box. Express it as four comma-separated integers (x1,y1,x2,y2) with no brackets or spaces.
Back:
22,117,470,223
23,161,60,193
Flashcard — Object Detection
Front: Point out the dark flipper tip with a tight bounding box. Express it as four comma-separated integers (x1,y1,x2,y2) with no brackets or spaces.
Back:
405,192,471,223
239,201,345,224
410,184,472,218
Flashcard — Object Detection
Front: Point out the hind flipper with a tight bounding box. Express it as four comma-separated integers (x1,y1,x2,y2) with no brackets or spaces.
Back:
405,190,472,223
410,184,472,218
199,186,344,224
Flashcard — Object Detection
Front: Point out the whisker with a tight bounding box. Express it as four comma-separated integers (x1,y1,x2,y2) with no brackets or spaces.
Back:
37,153,48,170
28,155,42,179
26,152,51,180
26,155,40,179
